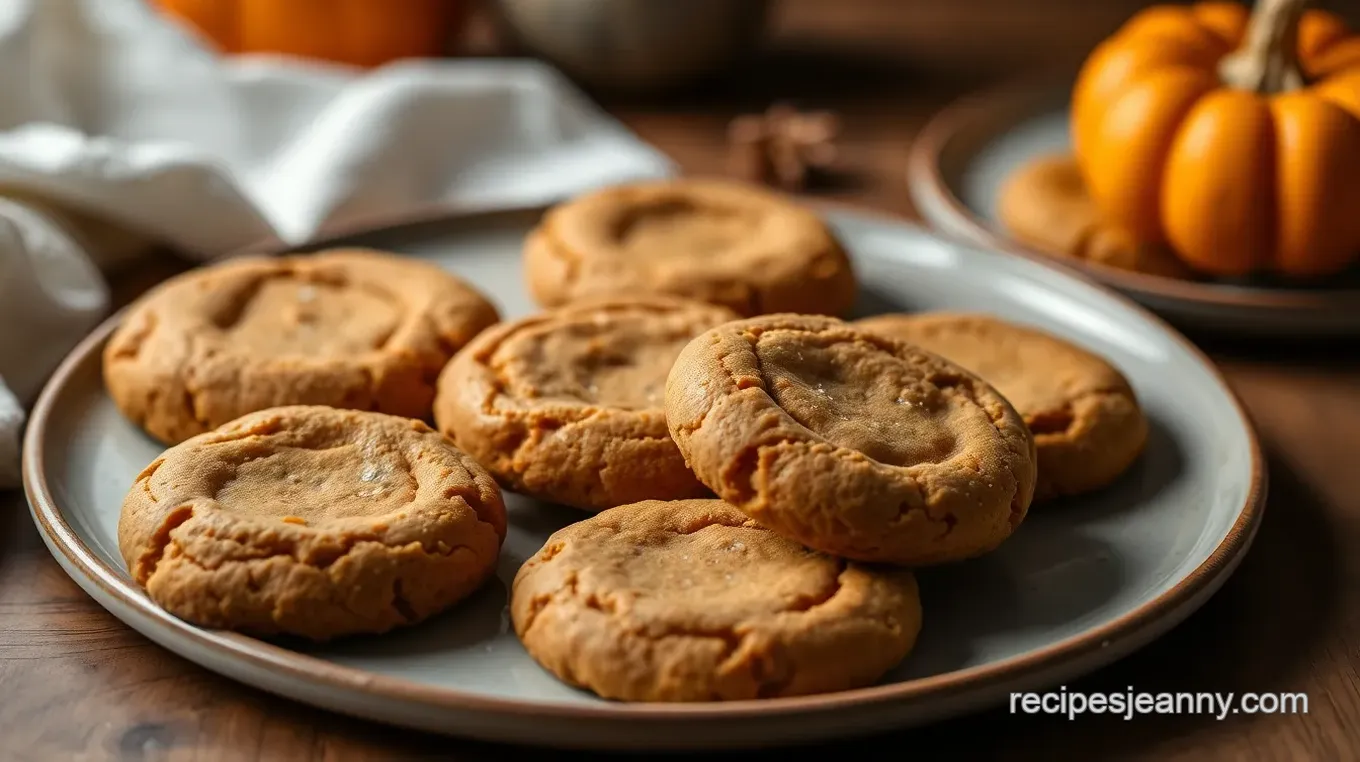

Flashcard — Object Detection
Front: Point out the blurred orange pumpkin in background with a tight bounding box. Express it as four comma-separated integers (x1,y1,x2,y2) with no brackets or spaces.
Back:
154,0,472,68
1071,0,1360,279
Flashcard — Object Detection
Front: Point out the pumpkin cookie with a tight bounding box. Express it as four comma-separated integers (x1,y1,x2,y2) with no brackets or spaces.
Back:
434,297,737,511
665,314,1036,566
511,499,922,701
855,311,1148,501
118,406,507,641
998,154,1194,279
523,178,857,317
104,248,500,444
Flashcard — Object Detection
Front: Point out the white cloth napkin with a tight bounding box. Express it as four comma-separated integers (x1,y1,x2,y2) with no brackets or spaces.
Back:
0,0,675,488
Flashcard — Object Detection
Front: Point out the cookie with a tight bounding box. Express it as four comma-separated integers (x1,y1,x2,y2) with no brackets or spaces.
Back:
665,314,1036,566
511,498,921,701
118,405,507,641
104,248,500,444
855,311,1148,501
433,297,737,511
523,178,857,317
998,154,1194,279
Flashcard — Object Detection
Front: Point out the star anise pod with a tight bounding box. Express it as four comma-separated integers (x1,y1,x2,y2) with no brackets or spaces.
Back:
728,102,840,191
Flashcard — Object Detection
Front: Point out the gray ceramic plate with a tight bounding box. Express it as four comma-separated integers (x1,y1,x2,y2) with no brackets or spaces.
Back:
24,205,1265,750
907,81,1360,336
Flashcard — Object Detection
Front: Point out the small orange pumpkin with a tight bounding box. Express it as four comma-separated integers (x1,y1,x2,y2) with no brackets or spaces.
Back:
156,0,469,69
1072,0,1360,277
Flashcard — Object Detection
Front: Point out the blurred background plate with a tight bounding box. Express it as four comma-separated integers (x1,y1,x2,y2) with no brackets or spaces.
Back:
25,204,1263,750
485,0,773,94
907,80,1360,337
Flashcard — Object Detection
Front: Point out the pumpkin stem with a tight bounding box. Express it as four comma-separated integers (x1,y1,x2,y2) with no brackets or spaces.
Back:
1218,0,1310,93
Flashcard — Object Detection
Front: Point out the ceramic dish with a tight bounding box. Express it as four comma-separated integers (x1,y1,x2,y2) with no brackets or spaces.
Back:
907,80,1360,337
24,205,1265,750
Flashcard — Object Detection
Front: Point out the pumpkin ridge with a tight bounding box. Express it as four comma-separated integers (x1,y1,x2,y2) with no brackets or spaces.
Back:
1268,95,1360,274
1088,68,1219,244
1297,10,1351,61
1119,5,1231,58
1192,2,1251,48
1312,72,1360,119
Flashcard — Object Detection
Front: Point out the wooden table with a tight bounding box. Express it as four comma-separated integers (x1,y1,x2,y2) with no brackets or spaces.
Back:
4,2,1358,759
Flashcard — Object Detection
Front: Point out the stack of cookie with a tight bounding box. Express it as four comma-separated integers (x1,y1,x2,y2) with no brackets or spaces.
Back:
107,178,1148,704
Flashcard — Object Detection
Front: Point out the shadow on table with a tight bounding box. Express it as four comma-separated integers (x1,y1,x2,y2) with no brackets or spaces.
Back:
1186,331,1360,370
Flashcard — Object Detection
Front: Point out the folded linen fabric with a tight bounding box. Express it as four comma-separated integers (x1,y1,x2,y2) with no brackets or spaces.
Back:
0,0,674,487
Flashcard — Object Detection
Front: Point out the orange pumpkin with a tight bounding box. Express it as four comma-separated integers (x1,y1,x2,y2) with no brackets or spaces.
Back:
1072,0,1360,277
156,0,468,69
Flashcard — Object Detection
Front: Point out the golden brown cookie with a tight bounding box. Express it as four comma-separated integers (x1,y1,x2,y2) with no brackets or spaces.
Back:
998,154,1194,279
433,297,737,512
523,178,857,317
104,248,500,445
118,405,507,641
855,311,1148,502
665,314,1036,566
511,498,921,701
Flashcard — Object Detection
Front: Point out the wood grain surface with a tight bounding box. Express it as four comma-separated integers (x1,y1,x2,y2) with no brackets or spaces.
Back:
4,1,1359,759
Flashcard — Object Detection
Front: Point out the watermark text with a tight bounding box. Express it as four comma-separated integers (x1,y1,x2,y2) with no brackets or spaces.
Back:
1009,686,1308,720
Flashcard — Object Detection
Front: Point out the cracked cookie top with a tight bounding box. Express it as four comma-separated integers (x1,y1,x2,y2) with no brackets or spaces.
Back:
510,499,921,701
433,297,737,511
523,178,858,317
118,406,507,640
103,248,500,444
856,311,1148,501
665,314,1037,566
473,296,737,411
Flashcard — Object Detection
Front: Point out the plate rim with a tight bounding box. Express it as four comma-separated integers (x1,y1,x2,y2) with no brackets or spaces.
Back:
23,202,1268,726
906,77,1360,315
